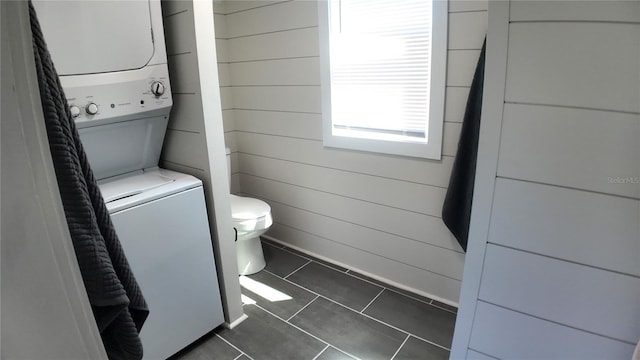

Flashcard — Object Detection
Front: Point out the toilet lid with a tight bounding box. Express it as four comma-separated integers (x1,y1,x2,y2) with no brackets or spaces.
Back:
230,194,271,220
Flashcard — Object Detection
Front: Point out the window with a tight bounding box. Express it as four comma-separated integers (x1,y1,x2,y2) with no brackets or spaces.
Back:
318,0,447,159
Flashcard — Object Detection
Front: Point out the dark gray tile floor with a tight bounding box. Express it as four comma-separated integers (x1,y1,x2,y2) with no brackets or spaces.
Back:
172,239,457,360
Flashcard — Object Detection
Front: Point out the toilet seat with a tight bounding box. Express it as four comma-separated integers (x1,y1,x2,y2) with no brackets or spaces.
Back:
232,215,273,233
230,194,273,232
230,194,270,219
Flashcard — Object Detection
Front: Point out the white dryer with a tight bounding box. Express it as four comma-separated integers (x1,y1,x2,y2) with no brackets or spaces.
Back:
32,1,225,358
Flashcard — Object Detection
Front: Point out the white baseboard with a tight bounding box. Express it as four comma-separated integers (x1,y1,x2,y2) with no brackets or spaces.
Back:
223,313,248,330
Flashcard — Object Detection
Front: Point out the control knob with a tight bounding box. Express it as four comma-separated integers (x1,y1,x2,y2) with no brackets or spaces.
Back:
85,102,99,115
69,105,81,118
151,81,165,97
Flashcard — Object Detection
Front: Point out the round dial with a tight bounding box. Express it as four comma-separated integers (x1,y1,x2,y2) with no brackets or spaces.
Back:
85,102,99,115
69,105,81,118
151,81,165,96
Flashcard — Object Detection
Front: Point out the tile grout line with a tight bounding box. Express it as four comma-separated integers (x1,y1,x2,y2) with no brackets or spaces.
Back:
287,294,320,322
251,302,363,360
278,246,315,262
283,259,311,279
279,247,348,273
353,306,452,352
276,242,458,314
263,241,456,315
263,242,458,315
311,344,330,360
360,288,385,314
429,302,458,314
262,268,452,352
329,347,360,359
276,243,457,315
389,334,411,360
262,239,285,249
214,333,255,360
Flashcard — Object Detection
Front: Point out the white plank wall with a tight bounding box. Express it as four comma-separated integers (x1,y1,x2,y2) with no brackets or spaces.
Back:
498,104,640,198
505,22,640,114
480,245,640,344
489,178,640,276
215,0,488,304
469,301,636,359
452,1,640,358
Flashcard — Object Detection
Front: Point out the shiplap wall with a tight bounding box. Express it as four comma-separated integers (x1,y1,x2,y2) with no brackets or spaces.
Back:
160,0,245,326
215,0,488,304
452,1,640,358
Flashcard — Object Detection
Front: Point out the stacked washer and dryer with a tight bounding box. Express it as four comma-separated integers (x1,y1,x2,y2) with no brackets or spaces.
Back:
33,1,224,359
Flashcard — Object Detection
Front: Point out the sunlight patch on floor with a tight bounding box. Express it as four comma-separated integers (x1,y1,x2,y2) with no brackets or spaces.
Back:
239,275,293,302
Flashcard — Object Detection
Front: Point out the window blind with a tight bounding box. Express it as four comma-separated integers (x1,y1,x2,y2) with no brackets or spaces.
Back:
328,0,433,142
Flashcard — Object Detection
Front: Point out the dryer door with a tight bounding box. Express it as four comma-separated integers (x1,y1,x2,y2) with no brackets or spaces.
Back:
33,1,154,75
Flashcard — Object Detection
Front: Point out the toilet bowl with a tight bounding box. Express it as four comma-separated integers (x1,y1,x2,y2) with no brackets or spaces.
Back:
226,148,273,275
231,194,272,275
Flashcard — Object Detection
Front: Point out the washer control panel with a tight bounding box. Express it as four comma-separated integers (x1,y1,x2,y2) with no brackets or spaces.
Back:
62,64,171,126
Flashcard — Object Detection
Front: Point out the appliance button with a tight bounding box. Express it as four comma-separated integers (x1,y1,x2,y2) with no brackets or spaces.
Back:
69,105,81,118
86,102,99,115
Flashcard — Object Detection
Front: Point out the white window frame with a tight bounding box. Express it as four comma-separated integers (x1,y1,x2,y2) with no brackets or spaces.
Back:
318,0,448,160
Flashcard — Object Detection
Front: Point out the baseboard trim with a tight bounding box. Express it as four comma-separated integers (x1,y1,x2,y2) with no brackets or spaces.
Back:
223,313,248,330
261,234,458,308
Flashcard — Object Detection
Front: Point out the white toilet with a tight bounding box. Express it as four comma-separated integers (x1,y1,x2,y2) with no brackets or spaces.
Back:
226,148,273,275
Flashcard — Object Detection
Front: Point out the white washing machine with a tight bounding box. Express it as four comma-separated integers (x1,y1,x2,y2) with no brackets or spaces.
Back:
101,169,224,360
33,1,225,358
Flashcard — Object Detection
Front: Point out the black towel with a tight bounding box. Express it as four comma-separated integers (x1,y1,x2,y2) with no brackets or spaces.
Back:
29,2,148,359
442,39,486,252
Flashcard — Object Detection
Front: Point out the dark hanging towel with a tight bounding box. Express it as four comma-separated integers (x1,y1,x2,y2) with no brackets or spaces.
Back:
28,2,148,359
442,38,486,252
